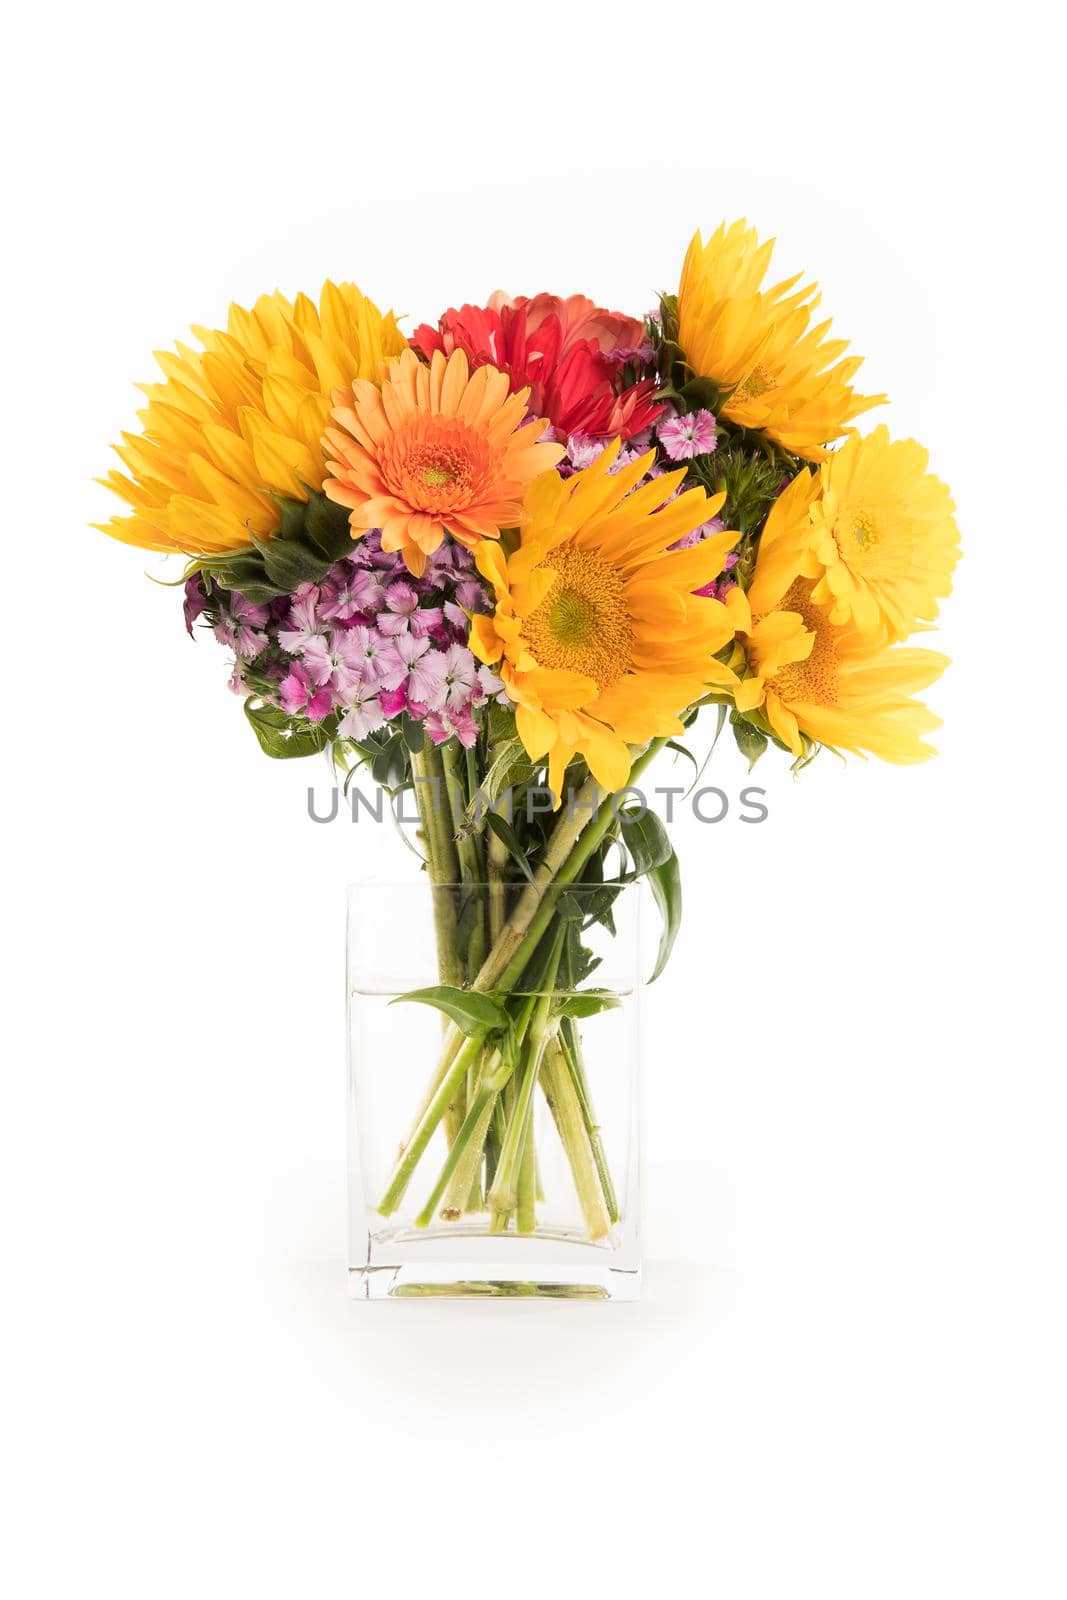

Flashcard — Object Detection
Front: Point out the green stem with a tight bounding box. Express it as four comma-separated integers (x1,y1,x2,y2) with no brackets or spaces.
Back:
516,1111,537,1234
378,1032,481,1216
561,938,619,1224
410,747,462,988
542,1037,611,1242
416,1076,499,1228
380,740,667,1220
487,929,564,1221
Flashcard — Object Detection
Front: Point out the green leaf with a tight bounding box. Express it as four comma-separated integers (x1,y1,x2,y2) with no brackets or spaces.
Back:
730,711,769,771
647,846,682,983
555,990,621,1020
618,805,672,876
370,731,408,790
400,711,425,755
485,811,536,884
302,489,355,562
665,739,700,781
391,986,508,1037
251,530,332,593
243,698,333,760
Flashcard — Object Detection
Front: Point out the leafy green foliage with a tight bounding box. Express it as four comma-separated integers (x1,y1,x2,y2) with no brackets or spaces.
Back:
555,991,621,1020
390,986,509,1036
646,847,682,984
197,488,354,603
617,805,672,876
730,710,769,770
485,812,537,885
243,698,335,760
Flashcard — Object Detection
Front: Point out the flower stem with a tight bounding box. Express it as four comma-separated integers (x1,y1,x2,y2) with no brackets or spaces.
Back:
541,1037,611,1242
487,928,564,1222
378,1031,482,1216
410,747,462,989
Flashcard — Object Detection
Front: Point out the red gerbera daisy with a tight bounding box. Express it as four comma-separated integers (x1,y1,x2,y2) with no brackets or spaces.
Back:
412,293,665,443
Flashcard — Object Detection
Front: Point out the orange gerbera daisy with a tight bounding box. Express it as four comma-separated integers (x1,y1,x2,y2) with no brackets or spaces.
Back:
322,347,564,576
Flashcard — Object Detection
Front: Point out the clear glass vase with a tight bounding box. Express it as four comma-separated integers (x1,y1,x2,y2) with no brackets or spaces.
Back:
347,878,641,1299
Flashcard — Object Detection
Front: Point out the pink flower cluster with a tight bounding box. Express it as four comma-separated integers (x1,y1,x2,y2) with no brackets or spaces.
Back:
190,532,506,749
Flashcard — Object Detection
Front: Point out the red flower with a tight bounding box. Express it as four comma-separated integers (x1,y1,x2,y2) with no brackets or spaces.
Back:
411,294,664,443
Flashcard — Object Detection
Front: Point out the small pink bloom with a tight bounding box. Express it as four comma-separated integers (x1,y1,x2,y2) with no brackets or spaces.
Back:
440,644,478,710
566,432,607,470
454,578,489,614
337,681,385,741
473,664,507,705
410,606,445,638
378,684,408,718
214,593,270,660
278,592,328,655
301,629,364,691
322,567,385,621
425,704,479,748
279,663,334,722
346,625,403,688
657,408,717,462
670,514,725,552
394,634,447,711
385,581,419,619
184,575,207,635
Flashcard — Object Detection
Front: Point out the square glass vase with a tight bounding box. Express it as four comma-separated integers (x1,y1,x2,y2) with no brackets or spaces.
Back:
347,878,641,1300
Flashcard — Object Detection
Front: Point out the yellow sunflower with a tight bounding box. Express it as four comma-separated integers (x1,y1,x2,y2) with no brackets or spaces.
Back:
730,472,949,762
95,283,407,556
469,441,738,799
677,219,885,460
804,426,960,637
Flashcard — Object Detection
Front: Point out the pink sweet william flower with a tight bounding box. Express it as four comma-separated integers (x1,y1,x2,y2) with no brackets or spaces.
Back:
440,643,479,710
425,704,479,748
454,577,490,614
346,625,403,687
566,432,607,470
671,514,725,551
214,593,270,660
410,606,445,639
337,681,386,741
184,575,207,636
385,580,419,620
473,664,508,705
393,633,447,711
278,590,328,655
321,566,385,621
657,408,717,461
278,662,334,722
378,684,408,718
301,629,364,692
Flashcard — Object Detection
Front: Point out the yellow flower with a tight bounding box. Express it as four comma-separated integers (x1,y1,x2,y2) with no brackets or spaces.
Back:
731,472,949,762
677,220,885,460
95,283,407,556
805,425,960,637
469,441,738,799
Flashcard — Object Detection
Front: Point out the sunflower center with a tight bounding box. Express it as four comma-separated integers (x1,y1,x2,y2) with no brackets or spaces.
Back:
524,543,633,692
767,580,840,707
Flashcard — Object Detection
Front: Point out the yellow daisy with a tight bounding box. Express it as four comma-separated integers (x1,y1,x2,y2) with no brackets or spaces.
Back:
730,473,949,762
95,283,407,556
469,442,738,800
677,219,885,460
805,426,961,637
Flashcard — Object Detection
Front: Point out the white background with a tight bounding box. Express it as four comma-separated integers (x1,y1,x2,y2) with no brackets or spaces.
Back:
4,3,1066,1595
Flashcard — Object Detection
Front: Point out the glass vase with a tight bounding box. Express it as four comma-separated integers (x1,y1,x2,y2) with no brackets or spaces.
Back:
347,878,641,1299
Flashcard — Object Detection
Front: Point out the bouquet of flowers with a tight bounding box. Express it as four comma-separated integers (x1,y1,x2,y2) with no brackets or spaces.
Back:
95,221,959,1283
